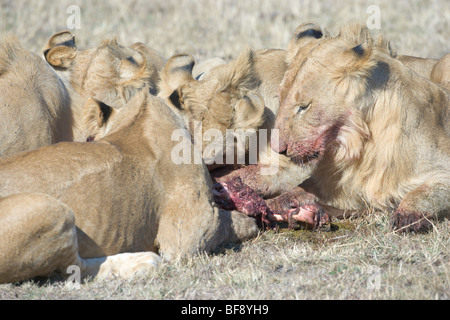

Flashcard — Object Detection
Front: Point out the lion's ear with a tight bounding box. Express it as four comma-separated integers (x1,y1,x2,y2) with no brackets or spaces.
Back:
331,24,376,78
287,22,323,63
160,54,195,91
159,54,195,103
130,42,167,70
233,91,266,130
349,28,373,59
220,48,257,94
43,30,77,69
119,52,145,79
168,84,190,111
341,37,375,78
350,42,372,67
83,98,115,138
117,51,154,100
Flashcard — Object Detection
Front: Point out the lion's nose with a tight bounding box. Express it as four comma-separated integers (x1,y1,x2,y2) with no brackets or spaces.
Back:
271,134,287,154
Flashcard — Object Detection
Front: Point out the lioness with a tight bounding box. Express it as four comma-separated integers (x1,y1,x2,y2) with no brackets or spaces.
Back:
158,48,313,196
396,55,438,79
273,22,450,232
158,49,271,160
44,31,167,141
397,54,450,90
192,57,226,80
0,87,258,284
0,35,72,156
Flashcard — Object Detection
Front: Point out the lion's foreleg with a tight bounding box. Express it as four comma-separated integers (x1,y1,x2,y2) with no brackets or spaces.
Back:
155,203,259,261
391,181,450,233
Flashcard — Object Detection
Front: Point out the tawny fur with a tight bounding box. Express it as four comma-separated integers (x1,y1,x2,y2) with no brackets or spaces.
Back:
395,52,449,90
44,31,167,141
397,55,438,79
430,53,450,90
0,88,258,284
158,47,312,195
275,22,449,231
0,34,72,156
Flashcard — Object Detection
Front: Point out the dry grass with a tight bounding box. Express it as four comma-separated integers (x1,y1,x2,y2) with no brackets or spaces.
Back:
1,0,449,62
0,0,449,300
1,211,449,300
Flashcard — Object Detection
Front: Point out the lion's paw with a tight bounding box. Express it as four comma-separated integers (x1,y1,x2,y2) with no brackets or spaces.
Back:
273,201,331,231
391,210,432,233
89,251,161,280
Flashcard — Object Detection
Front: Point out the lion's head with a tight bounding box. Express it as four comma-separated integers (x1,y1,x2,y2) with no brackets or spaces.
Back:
274,22,450,214
43,31,166,141
273,23,390,167
158,49,266,165
44,31,166,108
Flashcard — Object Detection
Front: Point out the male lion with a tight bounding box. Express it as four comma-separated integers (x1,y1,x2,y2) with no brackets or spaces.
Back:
44,31,167,141
273,22,450,232
0,35,72,156
0,87,258,284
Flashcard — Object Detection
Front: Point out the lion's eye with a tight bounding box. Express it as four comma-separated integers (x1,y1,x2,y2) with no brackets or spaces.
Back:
296,103,311,114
